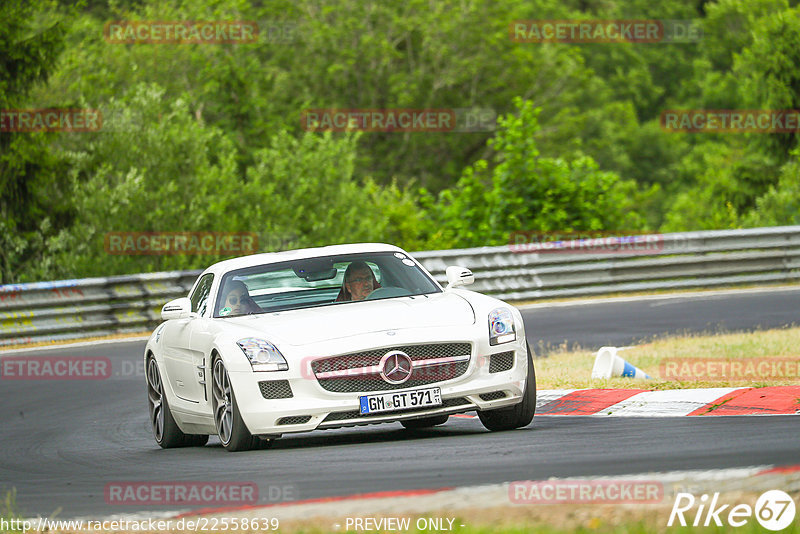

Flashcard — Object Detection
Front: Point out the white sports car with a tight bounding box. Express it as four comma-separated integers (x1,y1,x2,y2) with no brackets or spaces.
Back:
145,243,535,451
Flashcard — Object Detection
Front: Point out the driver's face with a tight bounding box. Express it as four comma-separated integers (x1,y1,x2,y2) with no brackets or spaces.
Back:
345,269,374,301
225,290,247,314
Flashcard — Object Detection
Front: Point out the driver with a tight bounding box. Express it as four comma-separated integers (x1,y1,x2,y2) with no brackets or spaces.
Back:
335,261,381,302
220,280,260,316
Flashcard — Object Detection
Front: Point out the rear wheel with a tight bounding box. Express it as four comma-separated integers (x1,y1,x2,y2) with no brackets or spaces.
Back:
147,357,207,448
212,357,261,452
478,345,536,431
400,414,449,429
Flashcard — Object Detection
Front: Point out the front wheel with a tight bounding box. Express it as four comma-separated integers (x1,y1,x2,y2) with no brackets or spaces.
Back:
478,345,536,431
212,357,261,452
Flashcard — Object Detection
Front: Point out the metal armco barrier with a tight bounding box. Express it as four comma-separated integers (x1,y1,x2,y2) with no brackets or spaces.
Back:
0,272,200,347
1,226,799,347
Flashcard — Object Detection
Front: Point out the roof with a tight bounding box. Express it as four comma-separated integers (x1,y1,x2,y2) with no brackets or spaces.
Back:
202,242,406,276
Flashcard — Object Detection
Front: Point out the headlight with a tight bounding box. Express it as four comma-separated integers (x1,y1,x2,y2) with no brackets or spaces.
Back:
236,338,289,372
489,308,516,345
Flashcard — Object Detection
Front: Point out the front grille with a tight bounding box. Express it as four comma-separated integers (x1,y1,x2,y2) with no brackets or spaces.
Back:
259,380,293,399
311,343,471,374
479,391,508,401
312,343,472,393
322,397,472,423
317,362,469,393
489,351,515,373
277,416,312,425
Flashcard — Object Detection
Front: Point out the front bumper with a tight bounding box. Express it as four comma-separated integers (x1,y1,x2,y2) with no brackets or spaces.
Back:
226,331,528,436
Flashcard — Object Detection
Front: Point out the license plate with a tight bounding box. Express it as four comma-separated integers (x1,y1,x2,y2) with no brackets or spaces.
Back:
359,387,442,415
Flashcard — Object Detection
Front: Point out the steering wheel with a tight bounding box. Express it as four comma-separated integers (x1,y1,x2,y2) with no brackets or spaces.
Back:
365,287,412,300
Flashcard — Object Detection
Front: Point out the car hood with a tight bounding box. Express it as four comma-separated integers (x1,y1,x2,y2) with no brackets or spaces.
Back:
221,292,475,346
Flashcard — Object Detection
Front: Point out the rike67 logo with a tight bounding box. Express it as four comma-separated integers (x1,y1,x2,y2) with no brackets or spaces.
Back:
668,490,796,531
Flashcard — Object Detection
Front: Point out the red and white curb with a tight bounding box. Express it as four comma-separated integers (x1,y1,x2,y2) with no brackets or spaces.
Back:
453,386,800,418
177,465,800,523
52,465,799,525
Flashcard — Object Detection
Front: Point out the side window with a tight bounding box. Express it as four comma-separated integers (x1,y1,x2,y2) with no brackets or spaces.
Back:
190,274,214,316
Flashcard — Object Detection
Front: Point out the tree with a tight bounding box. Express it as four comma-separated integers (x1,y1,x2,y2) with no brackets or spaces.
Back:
0,0,69,283
735,5,800,160
46,83,429,278
743,148,800,226
429,98,648,249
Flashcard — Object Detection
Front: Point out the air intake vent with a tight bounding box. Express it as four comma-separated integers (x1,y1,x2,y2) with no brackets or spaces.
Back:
479,391,508,401
278,416,311,425
258,380,293,399
489,351,514,373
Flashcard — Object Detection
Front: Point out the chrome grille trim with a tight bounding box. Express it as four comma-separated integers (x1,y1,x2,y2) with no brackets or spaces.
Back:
311,343,472,375
315,354,470,379
316,361,469,393
311,343,472,393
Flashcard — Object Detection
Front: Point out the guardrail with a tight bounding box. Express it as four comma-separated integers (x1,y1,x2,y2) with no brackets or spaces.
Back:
0,272,201,347
1,226,799,347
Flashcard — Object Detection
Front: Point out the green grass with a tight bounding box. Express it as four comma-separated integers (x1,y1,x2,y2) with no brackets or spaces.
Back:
285,514,800,534
0,490,21,533
535,326,800,390
3,490,798,533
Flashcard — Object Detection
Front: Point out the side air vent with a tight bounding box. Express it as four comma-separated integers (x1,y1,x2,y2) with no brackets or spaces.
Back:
479,391,508,401
277,416,311,425
489,351,514,373
258,380,293,399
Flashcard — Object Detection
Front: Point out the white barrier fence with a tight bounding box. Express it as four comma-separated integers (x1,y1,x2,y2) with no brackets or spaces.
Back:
2,226,799,346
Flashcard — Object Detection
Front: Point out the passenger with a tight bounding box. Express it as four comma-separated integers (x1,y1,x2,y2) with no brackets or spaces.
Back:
220,280,260,315
335,261,381,302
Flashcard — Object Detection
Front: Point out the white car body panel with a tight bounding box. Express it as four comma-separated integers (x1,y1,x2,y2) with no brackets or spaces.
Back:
145,243,530,440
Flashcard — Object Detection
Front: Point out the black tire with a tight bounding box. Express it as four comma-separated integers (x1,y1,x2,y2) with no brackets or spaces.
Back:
147,357,207,448
212,357,261,452
478,345,536,431
400,414,449,429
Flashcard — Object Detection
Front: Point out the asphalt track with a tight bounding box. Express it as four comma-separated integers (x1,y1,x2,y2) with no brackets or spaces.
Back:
521,286,800,354
1,288,799,518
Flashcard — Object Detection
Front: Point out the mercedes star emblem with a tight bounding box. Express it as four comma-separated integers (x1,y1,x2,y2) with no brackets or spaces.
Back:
379,351,413,384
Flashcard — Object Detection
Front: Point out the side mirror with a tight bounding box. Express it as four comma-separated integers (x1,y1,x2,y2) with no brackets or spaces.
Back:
445,266,475,289
161,297,192,320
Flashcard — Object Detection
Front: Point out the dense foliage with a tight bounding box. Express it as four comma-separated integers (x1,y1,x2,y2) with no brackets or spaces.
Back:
2,0,799,282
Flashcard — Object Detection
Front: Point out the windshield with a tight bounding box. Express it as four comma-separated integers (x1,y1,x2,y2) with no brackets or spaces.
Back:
213,251,441,317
